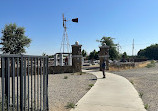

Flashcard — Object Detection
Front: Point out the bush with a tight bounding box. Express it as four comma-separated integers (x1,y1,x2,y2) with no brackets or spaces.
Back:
146,61,155,68
139,92,143,98
144,104,149,110
64,76,68,79
89,84,94,87
65,102,76,109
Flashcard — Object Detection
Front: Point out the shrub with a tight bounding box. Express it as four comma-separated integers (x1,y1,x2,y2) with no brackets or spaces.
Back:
139,92,143,98
146,61,155,68
64,76,68,79
65,102,76,109
130,80,134,85
89,84,94,87
144,104,149,110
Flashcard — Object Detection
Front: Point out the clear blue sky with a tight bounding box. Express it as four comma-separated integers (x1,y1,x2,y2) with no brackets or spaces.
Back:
0,0,158,55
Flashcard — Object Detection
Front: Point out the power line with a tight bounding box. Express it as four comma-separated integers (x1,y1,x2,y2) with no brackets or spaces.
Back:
120,43,154,47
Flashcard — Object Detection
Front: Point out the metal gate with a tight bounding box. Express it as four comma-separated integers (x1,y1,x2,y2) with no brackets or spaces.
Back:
0,54,49,111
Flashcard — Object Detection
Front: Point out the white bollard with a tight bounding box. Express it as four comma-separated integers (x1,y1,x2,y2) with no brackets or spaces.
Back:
60,53,63,66
54,54,58,66
68,54,72,66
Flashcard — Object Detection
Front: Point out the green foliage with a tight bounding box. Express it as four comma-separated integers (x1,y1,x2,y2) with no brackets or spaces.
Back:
64,76,68,79
65,102,76,109
86,84,94,90
139,92,143,98
151,60,155,64
146,61,155,68
122,52,128,58
88,49,99,60
130,80,134,85
144,104,149,110
138,44,158,60
89,84,94,87
48,55,54,58
97,36,119,60
1,23,31,54
82,49,87,57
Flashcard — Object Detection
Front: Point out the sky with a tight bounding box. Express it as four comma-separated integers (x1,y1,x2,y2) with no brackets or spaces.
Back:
0,0,158,55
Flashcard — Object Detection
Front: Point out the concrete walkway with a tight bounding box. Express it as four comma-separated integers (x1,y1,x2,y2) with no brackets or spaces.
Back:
71,70,146,111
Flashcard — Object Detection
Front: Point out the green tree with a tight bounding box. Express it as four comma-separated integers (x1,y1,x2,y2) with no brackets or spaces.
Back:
97,36,119,60
138,44,158,59
122,52,128,59
82,49,87,57
1,23,31,54
88,50,99,60
42,52,46,56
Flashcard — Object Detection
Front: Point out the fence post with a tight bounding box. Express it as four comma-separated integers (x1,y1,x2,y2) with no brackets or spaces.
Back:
5,58,10,110
46,56,49,110
20,55,24,110
43,58,46,110
2,57,5,111
4,57,8,108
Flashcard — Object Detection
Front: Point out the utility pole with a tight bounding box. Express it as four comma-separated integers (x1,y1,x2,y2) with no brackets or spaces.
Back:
117,43,121,54
117,43,120,54
132,39,134,62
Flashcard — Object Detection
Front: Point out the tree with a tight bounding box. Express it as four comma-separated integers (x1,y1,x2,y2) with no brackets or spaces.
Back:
122,52,128,59
120,52,128,62
138,44,158,60
88,50,99,60
97,36,119,60
42,52,46,56
1,23,31,54
82,49,87,57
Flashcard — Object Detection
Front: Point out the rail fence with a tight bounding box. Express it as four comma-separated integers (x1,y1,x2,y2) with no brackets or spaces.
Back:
0,54,49,111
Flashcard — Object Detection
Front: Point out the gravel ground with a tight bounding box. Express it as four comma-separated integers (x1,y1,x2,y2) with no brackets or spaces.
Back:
110,63,158,111
48,72,97,111
0,72,96,111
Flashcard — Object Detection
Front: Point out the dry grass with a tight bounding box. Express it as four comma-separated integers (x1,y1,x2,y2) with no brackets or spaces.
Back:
109,61,150,71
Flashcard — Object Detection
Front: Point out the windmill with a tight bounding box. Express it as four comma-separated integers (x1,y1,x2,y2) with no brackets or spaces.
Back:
60,14,78,53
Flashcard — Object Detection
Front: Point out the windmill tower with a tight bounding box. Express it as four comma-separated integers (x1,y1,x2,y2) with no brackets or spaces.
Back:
60,14,78,53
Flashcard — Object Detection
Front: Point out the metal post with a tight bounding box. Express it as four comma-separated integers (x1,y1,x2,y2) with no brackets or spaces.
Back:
17,58,19,111
1,57,5,111
12,58,15,111
43,58,46,110
7,58,10,111
34,58,36,110
37,58,39,110
20,55,24,111
27,58,30,111
46,56,49,110
24,58,26,111
31,58,33,110
40,58,42,110
4,58,8,110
